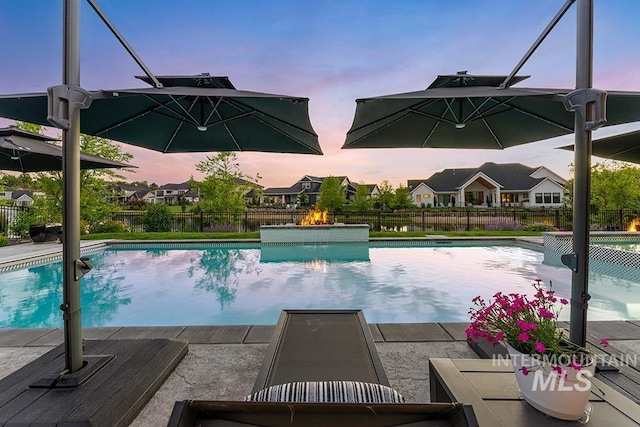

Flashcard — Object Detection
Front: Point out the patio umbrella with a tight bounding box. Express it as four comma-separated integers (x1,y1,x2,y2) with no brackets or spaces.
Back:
558,129,640,164
0,73,322,155
343,72,640,150
343,68,640,350
0,126,135,172
0,0,321,379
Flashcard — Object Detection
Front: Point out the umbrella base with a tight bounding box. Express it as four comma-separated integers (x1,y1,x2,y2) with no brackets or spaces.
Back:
29,355,115,389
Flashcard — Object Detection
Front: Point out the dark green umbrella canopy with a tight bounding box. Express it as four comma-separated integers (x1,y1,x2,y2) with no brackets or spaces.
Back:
343,72,640,150
0,74,322,155
0,126,135,172
559,129,640,164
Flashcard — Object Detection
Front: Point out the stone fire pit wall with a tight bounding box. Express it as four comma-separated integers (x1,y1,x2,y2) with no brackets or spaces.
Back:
260,224,369,244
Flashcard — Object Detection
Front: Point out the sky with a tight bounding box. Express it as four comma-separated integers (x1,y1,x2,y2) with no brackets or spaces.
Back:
1,0,640,188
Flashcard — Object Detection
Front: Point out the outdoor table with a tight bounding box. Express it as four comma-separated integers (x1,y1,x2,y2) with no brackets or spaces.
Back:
429,358,640,427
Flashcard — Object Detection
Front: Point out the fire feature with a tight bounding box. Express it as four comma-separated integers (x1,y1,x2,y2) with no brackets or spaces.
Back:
628,218,640,232
300,208,330,226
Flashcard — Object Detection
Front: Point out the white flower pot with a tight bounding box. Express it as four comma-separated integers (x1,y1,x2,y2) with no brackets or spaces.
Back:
506,344,595,420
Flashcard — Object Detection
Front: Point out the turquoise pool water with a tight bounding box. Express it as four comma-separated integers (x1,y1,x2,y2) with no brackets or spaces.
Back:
1,242,639,328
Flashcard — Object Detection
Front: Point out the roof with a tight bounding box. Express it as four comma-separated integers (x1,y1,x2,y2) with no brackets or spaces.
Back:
8,189,33,199
157,182,192,190
417,162,562,192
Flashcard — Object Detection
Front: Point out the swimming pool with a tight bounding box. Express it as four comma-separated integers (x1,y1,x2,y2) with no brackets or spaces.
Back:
1,241,639,328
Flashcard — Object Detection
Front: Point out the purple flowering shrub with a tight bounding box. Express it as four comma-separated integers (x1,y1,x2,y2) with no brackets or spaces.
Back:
484,220,525,231
203,222,239,233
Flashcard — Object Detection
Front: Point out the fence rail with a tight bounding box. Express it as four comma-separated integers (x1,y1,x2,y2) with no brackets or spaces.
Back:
0,205,30,240
109,208,640,233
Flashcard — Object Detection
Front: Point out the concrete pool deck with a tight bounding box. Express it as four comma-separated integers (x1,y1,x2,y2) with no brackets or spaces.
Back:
1,239,639,425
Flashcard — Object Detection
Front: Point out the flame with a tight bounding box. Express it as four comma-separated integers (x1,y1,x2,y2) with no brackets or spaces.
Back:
628,218,640,232
300,208,330,226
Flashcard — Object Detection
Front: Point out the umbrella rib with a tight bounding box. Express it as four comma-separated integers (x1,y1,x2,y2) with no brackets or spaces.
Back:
420,121,441,148
211,101,321,152
348,98,439,135
93,94,199,135
478,97,573,132
221,97,319,137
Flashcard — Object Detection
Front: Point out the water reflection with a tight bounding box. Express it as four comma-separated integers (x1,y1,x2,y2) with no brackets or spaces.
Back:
2,244,638,328
188,248,262,309
0,251,131,328
260,243,370,263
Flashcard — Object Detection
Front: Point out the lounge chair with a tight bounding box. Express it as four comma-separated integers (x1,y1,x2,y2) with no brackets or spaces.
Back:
168,309,478,426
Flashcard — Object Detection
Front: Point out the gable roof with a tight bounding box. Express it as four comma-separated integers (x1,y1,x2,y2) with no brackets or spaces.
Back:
157,182,191,190
418,162,564,192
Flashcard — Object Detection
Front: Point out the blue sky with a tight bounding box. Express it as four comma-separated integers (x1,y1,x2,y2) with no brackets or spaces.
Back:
1,0,640,187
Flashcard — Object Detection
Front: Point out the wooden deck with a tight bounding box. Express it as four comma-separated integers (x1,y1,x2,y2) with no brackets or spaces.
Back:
0,338,187,426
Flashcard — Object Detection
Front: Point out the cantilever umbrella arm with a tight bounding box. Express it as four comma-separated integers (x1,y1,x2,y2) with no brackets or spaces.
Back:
47,85,93,130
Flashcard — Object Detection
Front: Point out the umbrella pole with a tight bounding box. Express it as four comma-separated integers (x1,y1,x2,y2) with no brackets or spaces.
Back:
62,0,84,373
569,0,594,348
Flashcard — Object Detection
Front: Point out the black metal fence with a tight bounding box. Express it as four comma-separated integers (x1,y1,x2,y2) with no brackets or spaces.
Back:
0,205,29,240
110,208,640,233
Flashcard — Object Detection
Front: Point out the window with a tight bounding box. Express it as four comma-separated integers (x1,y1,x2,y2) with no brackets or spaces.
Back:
535,193,542,204
552,193,561,203
302,182,311,190
544,193,552,203
423,194,430,199
415,195,422,203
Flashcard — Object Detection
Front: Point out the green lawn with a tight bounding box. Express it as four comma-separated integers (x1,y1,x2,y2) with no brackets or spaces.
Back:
81,230,542,240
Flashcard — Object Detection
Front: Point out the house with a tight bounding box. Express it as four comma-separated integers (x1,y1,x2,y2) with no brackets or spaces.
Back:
108,183,153,204
262,175,359,207
0,189,44,207
154,182,198,205
408,162,567,208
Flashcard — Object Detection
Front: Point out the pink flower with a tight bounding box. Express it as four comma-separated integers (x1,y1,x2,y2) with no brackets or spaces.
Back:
520,366,529,376
518,332,529,342
539,307,554,319
534,342,546,353
560,298,569,305
570,360,582,371
601,338,610,347
552,365,565,376
516,319,536,331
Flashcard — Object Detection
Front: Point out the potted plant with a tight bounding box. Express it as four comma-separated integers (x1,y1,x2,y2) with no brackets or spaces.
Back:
465,279,605,421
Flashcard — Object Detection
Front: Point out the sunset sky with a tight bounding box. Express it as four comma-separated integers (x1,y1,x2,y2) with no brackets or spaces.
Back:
1,0,640,188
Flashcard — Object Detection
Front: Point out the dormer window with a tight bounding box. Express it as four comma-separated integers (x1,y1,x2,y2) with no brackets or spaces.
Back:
302,182,311,190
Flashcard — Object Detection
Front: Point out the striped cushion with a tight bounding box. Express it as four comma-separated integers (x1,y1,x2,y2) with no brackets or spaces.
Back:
244,381,405,403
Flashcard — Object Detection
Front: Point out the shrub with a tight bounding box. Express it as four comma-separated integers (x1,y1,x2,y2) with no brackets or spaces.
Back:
10,210,39,239
0,235,9,247
203,222,239,233
89,220,129,234
484,220,524,231
523,223,558,232
142,203,174,232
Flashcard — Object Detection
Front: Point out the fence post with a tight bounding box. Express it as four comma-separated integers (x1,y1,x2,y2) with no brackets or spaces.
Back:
466,210,471,231
619,209,624,230
555,209,561,229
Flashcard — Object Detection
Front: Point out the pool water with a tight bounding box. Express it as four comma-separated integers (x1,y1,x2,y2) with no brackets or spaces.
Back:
1,242,639,328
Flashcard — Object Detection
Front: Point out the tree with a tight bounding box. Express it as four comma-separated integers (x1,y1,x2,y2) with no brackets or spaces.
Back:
14,122,134,225
393,184,414,209
195,152,260,214
353,183,373,212
565,161,640,210
297,192,309,207
317,176,346,212
376,180,395,211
